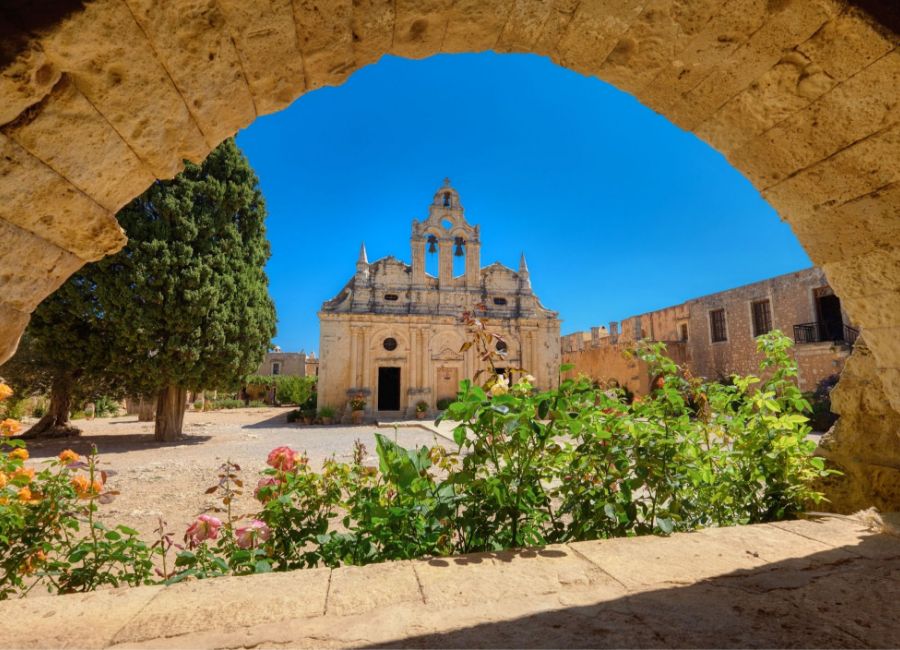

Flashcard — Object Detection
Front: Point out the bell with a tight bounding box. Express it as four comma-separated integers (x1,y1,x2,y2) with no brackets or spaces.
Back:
454,237,465,257
427,235,437,254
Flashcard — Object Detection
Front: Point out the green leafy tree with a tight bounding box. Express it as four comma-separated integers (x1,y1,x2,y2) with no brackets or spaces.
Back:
88,138,275,440
0,309,120,438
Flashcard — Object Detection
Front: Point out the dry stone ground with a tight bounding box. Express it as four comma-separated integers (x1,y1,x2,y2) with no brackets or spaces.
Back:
20,407,445,549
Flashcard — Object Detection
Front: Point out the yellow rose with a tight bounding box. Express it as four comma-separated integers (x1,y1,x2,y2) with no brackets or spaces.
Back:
0,384,12,401
1,419,22,437
8,448,28,461
12,467,34,484
17,486,32,502
0,472,7,489
58,449,80,464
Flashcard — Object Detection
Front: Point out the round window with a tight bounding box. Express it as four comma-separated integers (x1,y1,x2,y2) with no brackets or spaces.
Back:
496,340,508,353
383,337,398,351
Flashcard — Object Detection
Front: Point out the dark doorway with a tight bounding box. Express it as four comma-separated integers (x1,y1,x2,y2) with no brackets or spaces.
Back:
377,367,401,411
816,294,844,341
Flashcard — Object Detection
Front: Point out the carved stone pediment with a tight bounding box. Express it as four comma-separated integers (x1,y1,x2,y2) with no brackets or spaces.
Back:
432,346,462,361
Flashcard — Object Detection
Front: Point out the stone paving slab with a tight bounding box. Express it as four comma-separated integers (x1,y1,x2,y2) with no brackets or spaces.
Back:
0,516,897,649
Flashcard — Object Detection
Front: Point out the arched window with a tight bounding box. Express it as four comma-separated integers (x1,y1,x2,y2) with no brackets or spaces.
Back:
425,236,439,277
443,192,451,207
453,236,466,278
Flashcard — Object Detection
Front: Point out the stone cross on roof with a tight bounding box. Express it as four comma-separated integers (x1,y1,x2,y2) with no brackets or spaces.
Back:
442,177,451,187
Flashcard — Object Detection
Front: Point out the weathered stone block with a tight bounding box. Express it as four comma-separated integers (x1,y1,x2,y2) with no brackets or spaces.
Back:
638,0,778,121
596,0,719,95
415,545,623,606
40,0,209,178
0,303,29,368
123,0,257,147
350,0,395,67
842,293,900,330
327,561,422,616
442,0,513,53
823,247,900,301
291,0,356,89
796,7,896,82
0,133,125,261
552,0,643,76
570,530,765,589
696,50,835,155
733,50,900,189
392,0,449,59
0,582,162,649
663,0,838,131
0,220,85,313
0,19,60,127
216,0,307,115
3,75,155,212
112,569,331,644
495,0,555,53
763,122,900,223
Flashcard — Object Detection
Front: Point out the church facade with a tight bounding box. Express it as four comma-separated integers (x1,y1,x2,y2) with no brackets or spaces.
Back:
318,181,561,419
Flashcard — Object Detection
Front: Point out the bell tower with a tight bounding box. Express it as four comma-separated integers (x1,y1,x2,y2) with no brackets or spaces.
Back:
411,179,480,289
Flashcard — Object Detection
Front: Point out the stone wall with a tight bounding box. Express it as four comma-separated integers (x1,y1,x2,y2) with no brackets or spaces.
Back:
564,267,854,394
254,351,307,377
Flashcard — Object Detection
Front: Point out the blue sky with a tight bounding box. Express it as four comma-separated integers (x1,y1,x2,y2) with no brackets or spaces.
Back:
236,52,810,353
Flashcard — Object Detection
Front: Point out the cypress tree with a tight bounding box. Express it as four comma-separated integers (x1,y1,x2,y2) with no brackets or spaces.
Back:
99,138,276,440
4,139,276,441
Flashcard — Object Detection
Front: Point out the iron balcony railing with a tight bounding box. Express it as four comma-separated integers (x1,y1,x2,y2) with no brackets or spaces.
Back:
793,322,859,346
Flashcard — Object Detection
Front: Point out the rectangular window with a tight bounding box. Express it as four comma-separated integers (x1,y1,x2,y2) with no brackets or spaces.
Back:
751,299,772,337
680,323,688,341
709,309,727,343
272,362,281,375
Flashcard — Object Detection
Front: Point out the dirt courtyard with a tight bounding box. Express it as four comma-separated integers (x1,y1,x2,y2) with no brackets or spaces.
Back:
21,408,447,545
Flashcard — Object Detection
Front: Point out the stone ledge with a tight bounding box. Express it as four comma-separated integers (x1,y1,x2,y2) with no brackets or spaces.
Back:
0,516,896,649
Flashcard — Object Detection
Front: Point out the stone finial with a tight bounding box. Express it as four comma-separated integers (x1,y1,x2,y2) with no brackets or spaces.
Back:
442,177,451,187
518,252,531,291
358,242,368,264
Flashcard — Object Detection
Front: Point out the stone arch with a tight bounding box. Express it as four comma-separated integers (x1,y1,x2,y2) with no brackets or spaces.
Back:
0,0,897,509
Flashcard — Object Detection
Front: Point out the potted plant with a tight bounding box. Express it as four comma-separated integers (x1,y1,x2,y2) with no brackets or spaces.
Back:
319,406,336,425
301,407,316,425
349,395,366,424
415,400,428,419
436,397,454,412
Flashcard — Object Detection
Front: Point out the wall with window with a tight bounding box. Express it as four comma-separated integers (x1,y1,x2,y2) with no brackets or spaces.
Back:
563,267,855,394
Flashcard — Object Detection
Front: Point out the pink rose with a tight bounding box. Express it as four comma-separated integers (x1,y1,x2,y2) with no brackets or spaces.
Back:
185,514,222,547
266,446,305,472
235,519,271,549
254,476,281,503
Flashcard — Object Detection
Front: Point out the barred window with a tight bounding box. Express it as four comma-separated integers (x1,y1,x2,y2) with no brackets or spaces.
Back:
751,299,772,337
710,309,727,343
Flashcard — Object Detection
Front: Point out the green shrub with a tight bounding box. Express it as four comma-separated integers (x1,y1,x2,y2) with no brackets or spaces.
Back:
208,399,244,410
276,376,316,406
94,396,120,418
435,397,453,411
415,400,428,413
286,409,301,423
319,406,336,419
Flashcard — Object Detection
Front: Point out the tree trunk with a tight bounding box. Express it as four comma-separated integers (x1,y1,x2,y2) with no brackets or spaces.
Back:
23,375,80,438
137,397,155,422
154,385,187,442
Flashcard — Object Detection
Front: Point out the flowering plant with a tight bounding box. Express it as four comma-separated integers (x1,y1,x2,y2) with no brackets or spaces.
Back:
349,395,366,411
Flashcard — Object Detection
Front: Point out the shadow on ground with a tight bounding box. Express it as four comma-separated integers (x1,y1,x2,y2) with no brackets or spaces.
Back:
372,533,900,649
22,431,213,459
